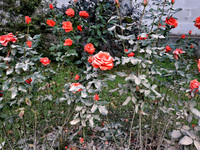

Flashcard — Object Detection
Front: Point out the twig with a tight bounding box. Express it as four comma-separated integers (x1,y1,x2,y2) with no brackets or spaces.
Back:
128,109,136,149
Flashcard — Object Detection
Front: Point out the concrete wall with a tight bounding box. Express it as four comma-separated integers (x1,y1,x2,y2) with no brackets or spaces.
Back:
56,0,200,36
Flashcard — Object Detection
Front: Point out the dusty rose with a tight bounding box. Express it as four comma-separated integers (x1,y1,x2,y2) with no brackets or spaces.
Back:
173,49,186,59
181,35,185,39
91,51,114,70
46,19,55,27
84,43,95,55
26,40,32,48
25,78,32,84
75,74,80,80
49,4,53,9
77,25,82,31
62,21,73,33
70,83,82,93
94,94,99,101
165,17,178,28
65,8,75,17
194,16,200,29
189,79,200,92
0,33,17,46
127,52,135,57
64,39,73,46
165,45,172,52
25,16,31,24
79,11,89,19
40,57,51,66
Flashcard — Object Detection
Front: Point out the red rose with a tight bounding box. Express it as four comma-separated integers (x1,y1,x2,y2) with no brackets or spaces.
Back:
79,11,89,19
190,45,193,48
46,19,55,27
40,57,51,66
165,45,172,52
49,4,53,9
70,83,82,93
88,56,94,63
64,39,73,46
62,21,73,33
115,0,120,7
26,40,32,48
125,49,128,52
127,52,135,57
84,43,95,55
25,16,31,24
94,94,99,101
75,74,80,80
194,16,200,29
77,25,82,31
65,8,75,17
0,33,17,46
79,138,84,144
189,30,192,34
165,17,178,28
197,59,200,72
0,90,3,97
189,79,200,92
91,51,114,70
171,0,175,4
173,49,186,59
181,35,185,39
25,78,32,84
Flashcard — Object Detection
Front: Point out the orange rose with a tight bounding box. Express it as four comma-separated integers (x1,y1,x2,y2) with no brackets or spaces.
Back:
0,33,17,46
79,11,89,19
26,40,32,48
40,57,51,66
165,17,178,28
62,21,73,33
84,43,95,54
189,79,200,92
65,8,75,17
25,16,31,24
194,16,200,29
91,51,114,70
64,39,73,46
46,19,55,27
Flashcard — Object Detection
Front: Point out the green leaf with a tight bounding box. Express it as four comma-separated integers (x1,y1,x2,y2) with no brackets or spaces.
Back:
98,105,108,115
0,63,8,69
3,79,12,91
97,30,101,36
8,86,18,99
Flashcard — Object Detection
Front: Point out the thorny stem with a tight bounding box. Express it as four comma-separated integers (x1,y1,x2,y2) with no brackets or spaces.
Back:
2,123,14,150
139,110,143,150
128,108,136,149
106,115,120,149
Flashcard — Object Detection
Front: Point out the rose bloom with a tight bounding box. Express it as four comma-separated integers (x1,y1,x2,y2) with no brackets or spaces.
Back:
143,0,148,6
189,30,192,34
84,43,95,55
91,51,114,70
190,45,193,48
137,34,148,40
25,16,31,24
79,137,84,144
46,19,55,27
125,49,128,52
77,25,82,31
197,59,200,72
79,11,89,19
127,52,135,57
25,78,32,84
49,4,53,9
64,39,73,46
173,49,186,59
75,74,80,80
189,79,200,92
88,56,94,63
40,57,51,66
171,0,175,4
194,16,200,29
62,21,73,33
115,0,120,7
65,8,75,17
26,40,32,48
181,35,185,39
165,45,172,52
0,33,17,46
165,17,178,28
70,83,82,93
94,94,99,101
0,90,3,97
